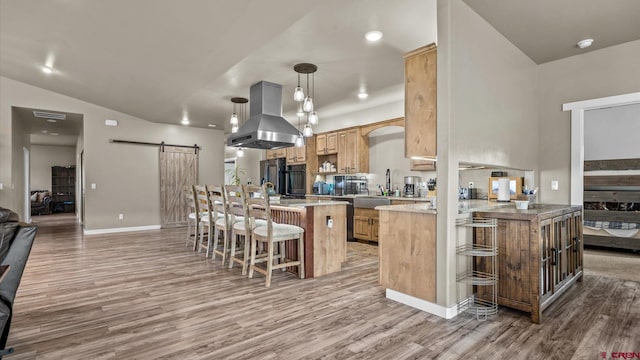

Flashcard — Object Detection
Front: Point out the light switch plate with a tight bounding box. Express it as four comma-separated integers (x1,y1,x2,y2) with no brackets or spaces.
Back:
0,183,3,190
91,183,97,189
551,180,559,191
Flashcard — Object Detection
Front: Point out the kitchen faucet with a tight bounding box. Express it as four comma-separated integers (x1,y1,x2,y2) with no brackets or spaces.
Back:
385,169,391,194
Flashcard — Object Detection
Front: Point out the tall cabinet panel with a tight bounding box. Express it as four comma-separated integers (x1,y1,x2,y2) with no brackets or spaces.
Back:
404,43,437,159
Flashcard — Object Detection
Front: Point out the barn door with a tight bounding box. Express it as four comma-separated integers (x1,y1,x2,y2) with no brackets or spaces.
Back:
160,146,198,228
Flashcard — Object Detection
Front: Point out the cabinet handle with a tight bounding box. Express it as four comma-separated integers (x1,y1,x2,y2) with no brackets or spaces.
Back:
550,248,557,266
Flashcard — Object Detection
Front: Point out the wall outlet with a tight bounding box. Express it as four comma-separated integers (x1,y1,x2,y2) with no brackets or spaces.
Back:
0,183,3,190
468,182,474,189
551,180,559,191
118,214,124,220
327,217,333,228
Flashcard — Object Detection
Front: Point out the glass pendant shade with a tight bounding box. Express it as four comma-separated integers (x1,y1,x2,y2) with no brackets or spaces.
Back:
302,124,313,137
230,113,238,125
308,111,319,125
237,148,245,157
303,96,314,112
231,125,238,133
295,135,305,147
294,86,305,101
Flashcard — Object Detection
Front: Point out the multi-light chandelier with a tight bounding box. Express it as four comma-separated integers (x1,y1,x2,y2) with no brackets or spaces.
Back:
293,63,318,138
229,97,248,157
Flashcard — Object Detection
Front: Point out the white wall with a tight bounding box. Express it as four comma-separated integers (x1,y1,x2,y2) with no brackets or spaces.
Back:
537,40,640,204
30,145,76,191
437,0,539,308
0,76,226,230
584,103,640,161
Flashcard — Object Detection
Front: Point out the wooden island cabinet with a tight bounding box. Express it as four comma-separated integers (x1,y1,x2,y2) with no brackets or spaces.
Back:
473,205,583,323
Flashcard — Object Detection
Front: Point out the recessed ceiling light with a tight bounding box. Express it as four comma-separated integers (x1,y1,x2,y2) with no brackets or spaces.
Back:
47,119,57,123
41,65,53,74
42,130,48,134
365,30,383,42
577,38,594,49
208,124,217,128
50,132,59,136
357,91,369,100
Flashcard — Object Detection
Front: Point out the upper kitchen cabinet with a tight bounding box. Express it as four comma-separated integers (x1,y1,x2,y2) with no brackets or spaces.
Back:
404,43,437,159
316,132,338,155
337,128,369,174
266,148,287,160
286,145,306,165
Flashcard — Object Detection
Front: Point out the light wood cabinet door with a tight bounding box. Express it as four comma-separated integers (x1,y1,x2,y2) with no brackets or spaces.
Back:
326,132,338,153
266,148,286,159
410,159,436,171
404,43,437,159
315,132,338,155
354,216,372,240
372,218,379,242
286,146,306,165
316,134,327,155
337,128,368,173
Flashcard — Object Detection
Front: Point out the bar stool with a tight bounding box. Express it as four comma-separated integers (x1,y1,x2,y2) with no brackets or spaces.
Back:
185,185,202,251
205,184,236,264
226,185,267,275
194,185,212,254
244,184,305,287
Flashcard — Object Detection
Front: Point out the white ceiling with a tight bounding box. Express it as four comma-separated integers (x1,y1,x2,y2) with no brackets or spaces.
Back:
463,0,640,64
1,0,639,141
13,107,83,146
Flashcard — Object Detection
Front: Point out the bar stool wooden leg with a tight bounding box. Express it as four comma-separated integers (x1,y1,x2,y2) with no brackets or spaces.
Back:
266,241,275,287
211,227,220,261
241,234,250,275
248,236,257,279
298,234,305,279
228,230,237,269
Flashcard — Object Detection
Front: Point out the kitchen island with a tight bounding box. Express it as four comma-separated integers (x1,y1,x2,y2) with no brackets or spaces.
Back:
268,199,347,278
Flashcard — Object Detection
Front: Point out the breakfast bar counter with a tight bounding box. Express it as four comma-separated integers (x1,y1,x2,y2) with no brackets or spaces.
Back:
268,199,348,278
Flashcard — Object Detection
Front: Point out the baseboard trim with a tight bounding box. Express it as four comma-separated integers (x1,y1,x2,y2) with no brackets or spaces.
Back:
386,289,458,319
83,225,161,235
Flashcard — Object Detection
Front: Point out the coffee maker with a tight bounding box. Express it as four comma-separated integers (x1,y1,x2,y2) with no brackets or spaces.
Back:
403,176,420,197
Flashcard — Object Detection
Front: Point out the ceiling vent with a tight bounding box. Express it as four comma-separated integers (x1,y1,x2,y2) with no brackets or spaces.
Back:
33,111,66,120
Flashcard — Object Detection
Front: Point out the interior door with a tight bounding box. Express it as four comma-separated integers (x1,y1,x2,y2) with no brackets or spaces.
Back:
160,146,198,228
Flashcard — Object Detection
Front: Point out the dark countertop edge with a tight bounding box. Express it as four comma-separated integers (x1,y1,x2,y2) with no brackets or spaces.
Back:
473,204,582,220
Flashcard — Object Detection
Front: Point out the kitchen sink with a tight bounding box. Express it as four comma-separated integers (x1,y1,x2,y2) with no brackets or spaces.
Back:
353,197,391,209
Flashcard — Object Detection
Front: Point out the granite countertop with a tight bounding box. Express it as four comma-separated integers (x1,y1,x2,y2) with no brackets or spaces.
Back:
458,200,512,214
375,203,437,214
307,194,432,202
473,204,582,219
270,199,349,208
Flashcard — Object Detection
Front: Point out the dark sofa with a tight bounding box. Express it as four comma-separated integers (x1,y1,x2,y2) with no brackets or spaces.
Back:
30,190,51,216
0,207,37,357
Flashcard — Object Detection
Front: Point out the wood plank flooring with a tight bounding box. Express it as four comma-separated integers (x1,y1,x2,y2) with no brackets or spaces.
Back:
6,214,640,359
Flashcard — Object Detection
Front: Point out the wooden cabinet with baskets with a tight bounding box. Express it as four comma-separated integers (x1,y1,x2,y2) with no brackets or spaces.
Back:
473,205,583,323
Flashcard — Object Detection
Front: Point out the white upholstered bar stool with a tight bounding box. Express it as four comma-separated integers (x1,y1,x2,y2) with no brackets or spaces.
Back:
205,184,236,264
226,185,266,275
244,184,305,287
185,185,203,251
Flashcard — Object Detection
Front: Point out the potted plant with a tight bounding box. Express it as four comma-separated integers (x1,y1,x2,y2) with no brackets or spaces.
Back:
225,166,246,185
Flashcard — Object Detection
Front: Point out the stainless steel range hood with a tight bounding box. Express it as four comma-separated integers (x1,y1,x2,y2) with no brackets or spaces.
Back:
227,81,300,150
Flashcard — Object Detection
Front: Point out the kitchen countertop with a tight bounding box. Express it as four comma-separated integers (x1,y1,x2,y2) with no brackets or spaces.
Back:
270,199,349,208
307,194,432,202
375,203,437,214
473,204,582,220
458,199,513,214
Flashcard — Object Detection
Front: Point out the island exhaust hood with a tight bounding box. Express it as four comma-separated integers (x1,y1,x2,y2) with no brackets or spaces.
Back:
227,81,300,150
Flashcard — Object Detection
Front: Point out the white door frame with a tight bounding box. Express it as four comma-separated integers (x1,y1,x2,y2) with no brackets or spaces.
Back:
562,92,640,205
23,146,31,223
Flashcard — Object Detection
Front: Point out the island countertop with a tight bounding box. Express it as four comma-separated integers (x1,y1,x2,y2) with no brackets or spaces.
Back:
375,203,437,214
307,194,433,202
473,204,583,220
270,199,349,208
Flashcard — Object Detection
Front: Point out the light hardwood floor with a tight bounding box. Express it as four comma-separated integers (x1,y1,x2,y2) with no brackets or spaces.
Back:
7,214,639,359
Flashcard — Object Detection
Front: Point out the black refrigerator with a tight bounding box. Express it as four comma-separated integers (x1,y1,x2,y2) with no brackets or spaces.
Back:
260,158,286,195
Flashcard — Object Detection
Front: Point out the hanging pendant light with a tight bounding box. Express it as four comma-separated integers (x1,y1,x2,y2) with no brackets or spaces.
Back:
293,72,305,101
229,97,248,134
302,123,313,137
293,63,319,125
237,147,245,157
308,110,319,125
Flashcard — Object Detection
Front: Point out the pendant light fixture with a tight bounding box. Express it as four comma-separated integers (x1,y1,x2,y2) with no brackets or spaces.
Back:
229,97,248,156
295,112,305,147
229,97,247,133
293,63,319,135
